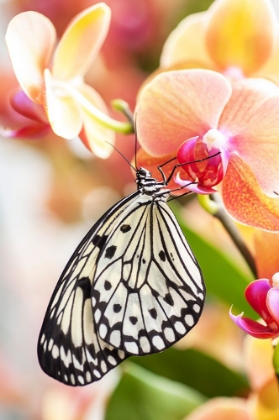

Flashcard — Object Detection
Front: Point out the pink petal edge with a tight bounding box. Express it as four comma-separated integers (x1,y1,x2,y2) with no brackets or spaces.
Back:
229,309,276,338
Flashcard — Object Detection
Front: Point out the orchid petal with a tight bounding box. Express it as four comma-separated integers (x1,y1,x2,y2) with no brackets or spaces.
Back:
186,397,250,420
160,12,215,69
254,231,279,280
6,12,56,103
77,84,115,158
245,280,271,318
267,288,279,326
52,3,111,80
0,124,50,139
44,69,82,139
222,154,279,231
220,78,279,195
206,0,277,74
255,32,279,85
136,69,232,156
249,377,279,419
219,78,279,136
229,311,275,338
10,90,48,123
244,336,274,391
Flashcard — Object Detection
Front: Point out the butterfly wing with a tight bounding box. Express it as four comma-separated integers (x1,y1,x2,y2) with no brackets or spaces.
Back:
37,192,141,386
92,196,205,356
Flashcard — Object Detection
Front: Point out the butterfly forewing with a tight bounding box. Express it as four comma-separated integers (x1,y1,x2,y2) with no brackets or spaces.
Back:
37,193,141,385
92,195,205,356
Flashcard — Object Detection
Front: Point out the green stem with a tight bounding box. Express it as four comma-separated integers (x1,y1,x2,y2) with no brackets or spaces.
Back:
111,99,135,127
198,194,258,278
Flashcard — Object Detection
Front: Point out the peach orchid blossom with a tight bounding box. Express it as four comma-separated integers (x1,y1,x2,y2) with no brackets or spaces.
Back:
160,0,279,85
5,4,132,158
136,69,279,231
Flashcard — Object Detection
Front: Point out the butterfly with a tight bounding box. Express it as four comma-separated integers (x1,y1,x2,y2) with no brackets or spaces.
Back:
37,162,205,386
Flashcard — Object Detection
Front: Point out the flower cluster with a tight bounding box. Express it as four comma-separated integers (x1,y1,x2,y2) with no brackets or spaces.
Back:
3,0,279,417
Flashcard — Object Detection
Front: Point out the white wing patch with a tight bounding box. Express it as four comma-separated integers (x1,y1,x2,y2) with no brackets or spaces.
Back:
38,169,205,386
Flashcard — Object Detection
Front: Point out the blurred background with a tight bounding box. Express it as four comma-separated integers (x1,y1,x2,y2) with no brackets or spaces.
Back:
0,0,278,419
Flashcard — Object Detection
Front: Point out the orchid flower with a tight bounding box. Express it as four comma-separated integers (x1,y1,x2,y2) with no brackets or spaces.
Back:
160,0,279,85
5,4,132,158
135,69,279,231
230,274,279,339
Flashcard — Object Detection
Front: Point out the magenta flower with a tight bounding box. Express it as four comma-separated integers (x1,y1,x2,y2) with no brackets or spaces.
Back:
230,276,279,338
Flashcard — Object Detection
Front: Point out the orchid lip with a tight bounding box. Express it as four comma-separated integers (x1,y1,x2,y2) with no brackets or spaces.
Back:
174,172,217,195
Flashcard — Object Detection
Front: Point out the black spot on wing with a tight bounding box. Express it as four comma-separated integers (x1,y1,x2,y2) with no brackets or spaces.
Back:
120,224,131,233
104,280,112,290
113,304,122,313
105,246,117,259
159,250,166,262
164,293,174,306
92,234,108,250
149,308,157,319
129,316,138,325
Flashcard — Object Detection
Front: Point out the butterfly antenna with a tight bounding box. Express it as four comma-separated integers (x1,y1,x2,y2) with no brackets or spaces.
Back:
104,141,136,172
133,114,139,170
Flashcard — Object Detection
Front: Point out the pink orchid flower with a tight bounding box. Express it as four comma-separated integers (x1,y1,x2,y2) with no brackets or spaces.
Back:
135,69,279,231
160,0,279,84
230,274,279,339
5,4,131,158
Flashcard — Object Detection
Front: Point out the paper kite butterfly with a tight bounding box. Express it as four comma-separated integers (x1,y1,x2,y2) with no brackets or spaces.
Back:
38,164,205,386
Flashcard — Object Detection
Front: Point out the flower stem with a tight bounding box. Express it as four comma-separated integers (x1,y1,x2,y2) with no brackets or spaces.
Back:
198,194,258,278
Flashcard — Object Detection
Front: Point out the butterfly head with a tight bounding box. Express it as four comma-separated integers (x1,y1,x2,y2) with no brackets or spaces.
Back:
136,166,167,197
136,167,152,180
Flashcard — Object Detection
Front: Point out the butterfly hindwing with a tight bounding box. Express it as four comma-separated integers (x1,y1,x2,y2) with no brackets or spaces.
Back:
92,196,205,356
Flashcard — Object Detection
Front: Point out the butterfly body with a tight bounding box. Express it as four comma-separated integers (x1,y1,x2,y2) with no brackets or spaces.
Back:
38,167,205,386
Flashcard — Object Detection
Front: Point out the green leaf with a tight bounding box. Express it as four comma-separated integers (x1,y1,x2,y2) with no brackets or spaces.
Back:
132,347,249,398
273,341,279,377
105,362,205,420
171,202,256,319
